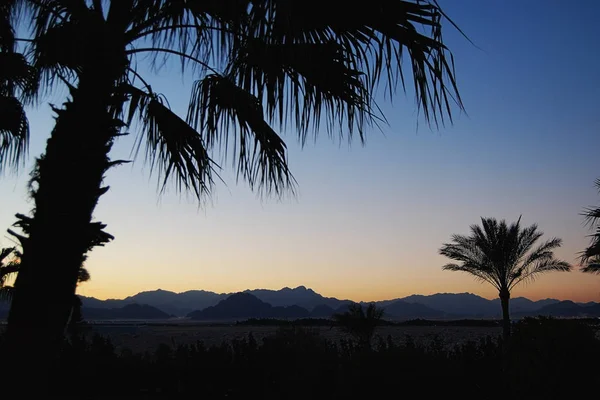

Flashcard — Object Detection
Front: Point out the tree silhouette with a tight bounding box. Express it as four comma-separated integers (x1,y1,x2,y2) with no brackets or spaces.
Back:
333,303,384,349
580,179,600,274
1,0,465,381
439,217,571,340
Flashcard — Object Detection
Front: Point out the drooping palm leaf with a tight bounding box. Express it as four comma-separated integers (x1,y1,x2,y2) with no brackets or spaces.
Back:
0,94,29,171
228,38,372,144
125,83,217,198
241,0,463,124
187,74,293,194
0,43,34,173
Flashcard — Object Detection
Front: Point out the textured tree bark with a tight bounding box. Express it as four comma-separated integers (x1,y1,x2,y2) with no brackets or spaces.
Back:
5,67,119,392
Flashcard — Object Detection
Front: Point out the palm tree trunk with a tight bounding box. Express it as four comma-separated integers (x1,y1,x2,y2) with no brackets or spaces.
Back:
4,67,120,391
499,288,511,341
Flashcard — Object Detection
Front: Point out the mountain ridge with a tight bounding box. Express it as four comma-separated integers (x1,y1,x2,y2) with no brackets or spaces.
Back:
73,286,592,319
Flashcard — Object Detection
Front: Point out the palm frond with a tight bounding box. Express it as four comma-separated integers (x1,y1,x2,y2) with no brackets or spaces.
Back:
246,0,463,127
581,228,600,264
28,14,93,96
581,258,600,275
510,259,571,289
0,246,15,264
0,94,29,172
0,0,20,51
127,84,217,199
0,49,34,173
580,178,600,265
0,262,19,285
187,74,294,195
229,38,373,144
442,262,499,289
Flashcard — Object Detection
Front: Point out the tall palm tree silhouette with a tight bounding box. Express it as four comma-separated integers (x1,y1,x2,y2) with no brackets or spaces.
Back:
1,0,465,380
439,217,571,340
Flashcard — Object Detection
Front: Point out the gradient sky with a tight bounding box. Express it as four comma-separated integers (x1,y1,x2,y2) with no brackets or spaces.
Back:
1,0,600,302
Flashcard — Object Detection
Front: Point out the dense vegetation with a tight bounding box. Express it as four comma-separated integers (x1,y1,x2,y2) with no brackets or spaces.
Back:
1,317,596,398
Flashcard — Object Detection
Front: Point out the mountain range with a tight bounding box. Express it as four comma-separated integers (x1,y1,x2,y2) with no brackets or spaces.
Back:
62,286,600,321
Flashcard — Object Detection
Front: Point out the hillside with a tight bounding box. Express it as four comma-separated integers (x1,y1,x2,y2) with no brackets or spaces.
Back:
82,304,172,320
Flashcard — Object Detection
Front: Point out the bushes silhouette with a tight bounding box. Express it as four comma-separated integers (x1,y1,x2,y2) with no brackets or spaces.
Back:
1,317,597,398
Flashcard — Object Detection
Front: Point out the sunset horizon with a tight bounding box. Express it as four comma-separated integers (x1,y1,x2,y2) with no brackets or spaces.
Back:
3,0,600,312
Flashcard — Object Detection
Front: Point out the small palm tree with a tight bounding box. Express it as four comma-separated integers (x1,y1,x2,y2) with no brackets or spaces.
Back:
333,303,384,349
580,179,600,274
439,217,571,340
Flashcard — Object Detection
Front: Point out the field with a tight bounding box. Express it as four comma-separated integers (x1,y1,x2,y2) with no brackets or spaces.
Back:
87,322,503,353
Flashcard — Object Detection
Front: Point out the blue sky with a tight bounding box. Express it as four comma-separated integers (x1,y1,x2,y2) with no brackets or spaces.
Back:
1,0,599,301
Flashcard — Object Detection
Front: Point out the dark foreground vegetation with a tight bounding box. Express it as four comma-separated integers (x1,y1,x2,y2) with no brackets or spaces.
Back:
0,317,597,398
237,317,507,327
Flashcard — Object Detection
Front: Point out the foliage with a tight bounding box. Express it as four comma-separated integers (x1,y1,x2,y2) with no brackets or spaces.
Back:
4,0,465,199
581,178,600,274
0,1,35,174
0,317,596,398
333,303,385,348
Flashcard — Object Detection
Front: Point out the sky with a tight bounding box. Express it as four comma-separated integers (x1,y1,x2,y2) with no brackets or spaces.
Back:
1,0,600,302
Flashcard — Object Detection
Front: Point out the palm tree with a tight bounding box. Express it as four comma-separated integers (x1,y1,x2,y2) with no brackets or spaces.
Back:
580,179,600,274
3,0,464,374
333,303,384,349
439,217,571,340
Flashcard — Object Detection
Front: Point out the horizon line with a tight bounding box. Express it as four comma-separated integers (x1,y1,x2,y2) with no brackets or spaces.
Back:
77,285,569,303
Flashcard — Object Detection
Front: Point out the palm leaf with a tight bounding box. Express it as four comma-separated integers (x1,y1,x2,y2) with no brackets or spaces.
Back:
0,94,29,171
580,180,600,269
126,84,217,199
187,74,294,195
0,50,34,172
581,258,600,275
229,38,372,144
244,0,463,125
0,247,15,264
